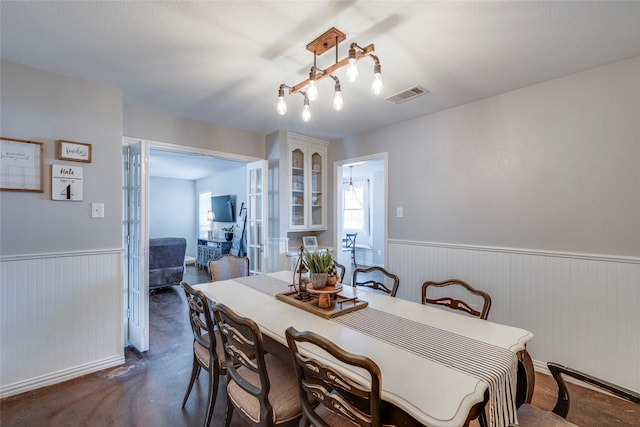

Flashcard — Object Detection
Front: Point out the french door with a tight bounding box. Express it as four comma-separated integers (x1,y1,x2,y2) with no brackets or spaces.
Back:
246,160,268,275
125,140,148,351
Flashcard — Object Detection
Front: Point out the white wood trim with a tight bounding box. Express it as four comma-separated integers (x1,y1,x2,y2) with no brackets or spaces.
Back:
388,239,639,265
0,248,123,262
1,355,124,399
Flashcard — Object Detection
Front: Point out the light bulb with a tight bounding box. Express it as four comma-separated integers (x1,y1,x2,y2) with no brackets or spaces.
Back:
307,80,318,101
372,72,383,95
301,97,311,122
347,58,359,82
333,81,343,111
276,96,287,115
347,47,358,82
333,90,343,111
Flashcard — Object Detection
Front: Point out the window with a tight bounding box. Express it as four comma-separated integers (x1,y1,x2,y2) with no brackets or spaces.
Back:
199,191,212,239
342,177,370,242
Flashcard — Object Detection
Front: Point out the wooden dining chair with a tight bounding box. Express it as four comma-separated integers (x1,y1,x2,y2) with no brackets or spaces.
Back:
285,326,383,427
212,303,301,427
332,259,346,283
352,266,400,297
514,362,640,426
209,254,249,281
342,232,357,266
421,279,492,320
180,281,226,427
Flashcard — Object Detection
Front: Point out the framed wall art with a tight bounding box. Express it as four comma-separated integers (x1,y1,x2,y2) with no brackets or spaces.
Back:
302,235,318,249
58,139,92,162
1,137,44,192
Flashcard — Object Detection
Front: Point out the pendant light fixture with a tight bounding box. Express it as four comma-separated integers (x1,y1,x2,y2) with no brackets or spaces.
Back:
277,27,382,122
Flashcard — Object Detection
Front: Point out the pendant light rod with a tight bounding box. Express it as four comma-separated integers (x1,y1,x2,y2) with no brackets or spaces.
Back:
287,43,375,95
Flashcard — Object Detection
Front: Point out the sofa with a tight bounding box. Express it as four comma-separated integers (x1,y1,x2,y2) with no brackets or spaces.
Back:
149,237,187,290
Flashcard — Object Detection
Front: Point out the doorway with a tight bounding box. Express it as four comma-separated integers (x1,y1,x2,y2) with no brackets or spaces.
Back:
334,153,387,285
122,137,261,352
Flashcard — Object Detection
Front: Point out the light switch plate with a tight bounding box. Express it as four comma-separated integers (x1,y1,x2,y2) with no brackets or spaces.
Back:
91,203,104,218
397,206,403,218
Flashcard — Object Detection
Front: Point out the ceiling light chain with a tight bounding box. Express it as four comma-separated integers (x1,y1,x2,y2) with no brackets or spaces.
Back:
276,27,382,122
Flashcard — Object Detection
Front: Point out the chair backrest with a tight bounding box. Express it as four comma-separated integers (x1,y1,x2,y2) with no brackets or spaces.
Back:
333,260,346,283
180,281,218,365
209,254,249,281
344,233,357,249
421,279,491,320
149,237,187,289
212,303,274,425
352,266,399,297
548,362,640,418
285,327,382,427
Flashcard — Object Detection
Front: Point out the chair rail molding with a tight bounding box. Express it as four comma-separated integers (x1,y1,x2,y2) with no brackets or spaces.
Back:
387,238,640,393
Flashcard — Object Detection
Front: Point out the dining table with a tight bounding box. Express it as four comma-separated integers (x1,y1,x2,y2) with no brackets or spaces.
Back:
194,270,534,427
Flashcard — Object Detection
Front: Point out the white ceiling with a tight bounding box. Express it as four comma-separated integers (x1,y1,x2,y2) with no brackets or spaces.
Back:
2,1,640,141
149,149,245,180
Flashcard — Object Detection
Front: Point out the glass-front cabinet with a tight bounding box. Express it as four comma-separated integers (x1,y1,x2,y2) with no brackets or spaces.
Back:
288,138,327,231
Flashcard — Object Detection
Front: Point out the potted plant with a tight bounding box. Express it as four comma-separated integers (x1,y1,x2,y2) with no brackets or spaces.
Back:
222,226,234,241
302,249,333,289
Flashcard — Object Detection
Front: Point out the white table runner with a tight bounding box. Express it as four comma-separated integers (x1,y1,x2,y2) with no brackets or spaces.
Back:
234,274,293,295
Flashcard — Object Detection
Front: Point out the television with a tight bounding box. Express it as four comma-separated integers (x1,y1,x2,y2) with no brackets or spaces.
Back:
211,194,235,222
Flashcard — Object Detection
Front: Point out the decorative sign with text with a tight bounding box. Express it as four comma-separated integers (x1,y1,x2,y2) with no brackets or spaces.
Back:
58,140,92,162
52,164,83,201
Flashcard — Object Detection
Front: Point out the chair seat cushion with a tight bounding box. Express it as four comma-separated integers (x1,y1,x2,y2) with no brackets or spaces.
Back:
194,331,225,370
516,403,577,426
227,353,301,424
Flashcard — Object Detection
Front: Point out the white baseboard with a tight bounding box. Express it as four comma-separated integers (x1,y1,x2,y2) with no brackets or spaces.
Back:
0,355,124,399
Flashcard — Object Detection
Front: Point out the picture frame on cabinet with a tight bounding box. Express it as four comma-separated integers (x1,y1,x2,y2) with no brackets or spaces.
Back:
302,235,318,249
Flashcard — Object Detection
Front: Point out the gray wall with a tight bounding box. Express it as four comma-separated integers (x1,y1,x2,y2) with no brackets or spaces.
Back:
196,166,247,240
0,60,123,255
124,104,265,159
330,56,640,258
149,177,197,257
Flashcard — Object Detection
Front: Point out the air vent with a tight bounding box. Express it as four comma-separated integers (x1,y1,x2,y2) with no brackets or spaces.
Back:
385,86,430,104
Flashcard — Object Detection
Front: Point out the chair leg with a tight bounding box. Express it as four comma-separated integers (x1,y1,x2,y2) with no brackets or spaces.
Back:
182,355,201,407
224,395,234,427
203,365,220,427
478,410,488,427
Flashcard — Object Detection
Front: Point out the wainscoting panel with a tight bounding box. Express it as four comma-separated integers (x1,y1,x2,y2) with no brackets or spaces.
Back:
388,240,640,392
0,250,124,398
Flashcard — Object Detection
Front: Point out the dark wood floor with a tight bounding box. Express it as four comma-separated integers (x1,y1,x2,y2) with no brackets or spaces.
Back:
1,266,637,426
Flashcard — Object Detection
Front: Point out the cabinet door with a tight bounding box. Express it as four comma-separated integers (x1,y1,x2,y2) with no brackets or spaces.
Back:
308,149,326,229
288,144,307,230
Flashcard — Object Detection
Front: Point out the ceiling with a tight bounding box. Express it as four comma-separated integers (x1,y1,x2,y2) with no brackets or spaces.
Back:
2,1,640,140
149,149,245,180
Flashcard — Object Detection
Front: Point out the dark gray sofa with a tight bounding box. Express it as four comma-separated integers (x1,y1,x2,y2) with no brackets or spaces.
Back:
149,237,187,290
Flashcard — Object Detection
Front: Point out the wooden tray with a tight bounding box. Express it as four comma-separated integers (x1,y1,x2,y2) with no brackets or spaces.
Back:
275,291,368,319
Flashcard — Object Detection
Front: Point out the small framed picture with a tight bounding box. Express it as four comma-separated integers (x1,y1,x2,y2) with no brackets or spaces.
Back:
302,235,318,249
58,140,92,162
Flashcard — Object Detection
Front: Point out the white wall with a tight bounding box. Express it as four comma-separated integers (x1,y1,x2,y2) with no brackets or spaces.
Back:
149,177,197,257
329,56,640,391
0,60,124,397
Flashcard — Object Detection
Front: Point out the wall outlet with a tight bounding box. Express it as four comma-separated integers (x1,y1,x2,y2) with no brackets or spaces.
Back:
396,206,403,218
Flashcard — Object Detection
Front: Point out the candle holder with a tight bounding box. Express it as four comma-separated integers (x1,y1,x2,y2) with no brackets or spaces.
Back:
292,245,313,301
